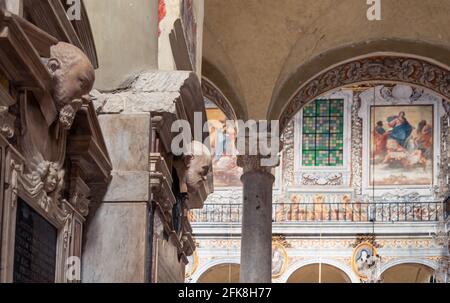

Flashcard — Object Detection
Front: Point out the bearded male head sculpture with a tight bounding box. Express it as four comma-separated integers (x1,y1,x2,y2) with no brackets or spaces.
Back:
46,42,95,129
174,141,212,195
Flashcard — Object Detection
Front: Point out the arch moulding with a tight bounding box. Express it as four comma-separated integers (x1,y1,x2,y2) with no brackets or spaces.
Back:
190,258,240,283
276,53,450,132
278,258,360,284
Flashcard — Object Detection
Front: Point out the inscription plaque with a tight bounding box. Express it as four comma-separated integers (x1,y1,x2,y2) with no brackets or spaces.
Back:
13,199,57,283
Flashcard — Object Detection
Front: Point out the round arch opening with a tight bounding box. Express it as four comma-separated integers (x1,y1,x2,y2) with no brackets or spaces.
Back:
196,263,240,283
381,263,436,283
286,263,351,283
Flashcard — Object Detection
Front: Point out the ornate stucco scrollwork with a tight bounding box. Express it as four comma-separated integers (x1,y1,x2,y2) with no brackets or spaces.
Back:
10,159,23,209
380,85,424,104
439,99,450,199
62,215,73,249
301,172,343,186
45,42,95,130
17,161,70,224
280,56,450,131
281,120,295,187
351,93,363,198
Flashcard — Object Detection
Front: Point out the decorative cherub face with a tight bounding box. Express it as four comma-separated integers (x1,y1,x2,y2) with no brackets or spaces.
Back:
47,42,94,107
44,166,58,193
37,161,60,193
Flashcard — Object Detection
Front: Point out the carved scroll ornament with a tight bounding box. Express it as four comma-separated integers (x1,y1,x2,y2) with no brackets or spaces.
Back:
280,56,450,131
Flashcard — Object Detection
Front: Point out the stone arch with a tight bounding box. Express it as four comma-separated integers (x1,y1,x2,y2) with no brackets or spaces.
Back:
380,258,439,274
202,59,248,120
279,258,360,283
202,76,237,120
268,43,450,131
190,258,240,283
379,258,439,283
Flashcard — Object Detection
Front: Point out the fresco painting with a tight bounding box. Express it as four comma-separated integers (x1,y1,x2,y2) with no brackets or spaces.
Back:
370,105,433,186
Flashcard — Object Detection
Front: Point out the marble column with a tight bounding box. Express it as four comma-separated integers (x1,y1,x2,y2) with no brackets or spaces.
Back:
237,155,275,283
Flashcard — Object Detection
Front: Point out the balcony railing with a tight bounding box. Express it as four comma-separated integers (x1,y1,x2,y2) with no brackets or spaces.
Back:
190,202,445,223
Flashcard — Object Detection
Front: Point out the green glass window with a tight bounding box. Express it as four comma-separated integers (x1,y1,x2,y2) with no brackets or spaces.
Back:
302,99,344,167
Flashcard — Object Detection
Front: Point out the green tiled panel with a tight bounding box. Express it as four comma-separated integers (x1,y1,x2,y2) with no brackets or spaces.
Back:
329,150,344,166
303,102,316,116
316,100,329,116
316,134,329,149
316,117,330,133
330,99,344,116
330,116,343,133
316,150,329,166
302,150,316,166
301,99,345,167
303,117,316,133
330,134,344,149
302,134,315,150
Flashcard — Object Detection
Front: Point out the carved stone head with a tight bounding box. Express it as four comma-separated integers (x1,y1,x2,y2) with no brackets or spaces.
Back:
176,141,212,194
36,161,61,193
46,42,95,128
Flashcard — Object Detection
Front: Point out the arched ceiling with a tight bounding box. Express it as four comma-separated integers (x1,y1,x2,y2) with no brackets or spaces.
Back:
203,0,450,120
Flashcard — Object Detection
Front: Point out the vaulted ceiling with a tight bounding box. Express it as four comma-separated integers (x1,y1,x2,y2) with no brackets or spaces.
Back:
202,0,450,121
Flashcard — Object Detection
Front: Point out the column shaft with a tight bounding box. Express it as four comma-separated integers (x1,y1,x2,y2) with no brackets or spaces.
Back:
240,170,274,283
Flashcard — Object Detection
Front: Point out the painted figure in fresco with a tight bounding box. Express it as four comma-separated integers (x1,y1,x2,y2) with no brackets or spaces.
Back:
209,119,236,162
271,246,284,276
208,119,221,162
380,112,414,167
208,118,242,187
371,105,433,185
414,120,433,158
373,121,389,160
382,138,409,167
386,111,413,148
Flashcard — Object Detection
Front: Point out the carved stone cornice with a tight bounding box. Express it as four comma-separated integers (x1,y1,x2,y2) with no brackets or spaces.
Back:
280,55,450,131
150,153,176,213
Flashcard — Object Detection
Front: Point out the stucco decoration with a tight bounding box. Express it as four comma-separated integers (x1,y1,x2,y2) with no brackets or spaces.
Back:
280,56,450,132
351,92,363,197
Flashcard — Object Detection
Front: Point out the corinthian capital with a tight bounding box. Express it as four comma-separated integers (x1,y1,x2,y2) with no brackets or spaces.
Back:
237,154,277,175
